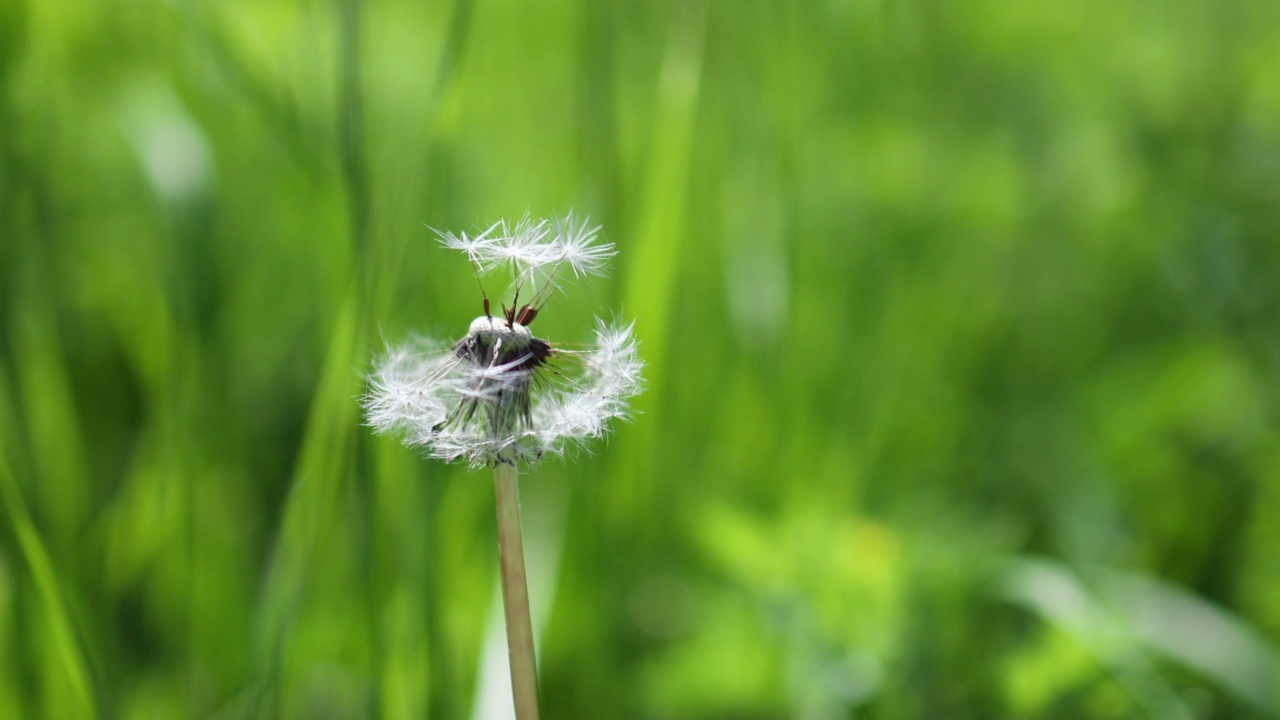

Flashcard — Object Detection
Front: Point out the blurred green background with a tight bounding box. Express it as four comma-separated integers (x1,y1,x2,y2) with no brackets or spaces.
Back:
3,0,1280,718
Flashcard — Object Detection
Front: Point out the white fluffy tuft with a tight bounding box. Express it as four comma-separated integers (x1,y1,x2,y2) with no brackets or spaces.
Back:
366,213,641,469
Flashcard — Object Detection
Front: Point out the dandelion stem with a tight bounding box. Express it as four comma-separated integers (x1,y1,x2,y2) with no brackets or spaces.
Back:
493,462,541,719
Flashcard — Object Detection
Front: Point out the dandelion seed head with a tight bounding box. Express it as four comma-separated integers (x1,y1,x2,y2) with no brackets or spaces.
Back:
365,212,643,468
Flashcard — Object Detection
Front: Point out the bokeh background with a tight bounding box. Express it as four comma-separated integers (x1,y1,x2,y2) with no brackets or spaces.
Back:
3,0,1280,718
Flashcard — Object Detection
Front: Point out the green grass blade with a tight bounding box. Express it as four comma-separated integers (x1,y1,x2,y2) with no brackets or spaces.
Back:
251,287,363,714
0,451,97,718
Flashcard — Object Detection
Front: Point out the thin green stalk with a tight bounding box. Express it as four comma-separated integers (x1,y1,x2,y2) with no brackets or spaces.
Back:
493,463,540,720
0,453,97,717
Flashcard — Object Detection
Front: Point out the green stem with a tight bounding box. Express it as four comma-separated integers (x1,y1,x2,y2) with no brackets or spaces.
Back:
493,462,541,720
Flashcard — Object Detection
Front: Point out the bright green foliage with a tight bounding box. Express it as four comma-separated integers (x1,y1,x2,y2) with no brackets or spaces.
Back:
2,0,1280,718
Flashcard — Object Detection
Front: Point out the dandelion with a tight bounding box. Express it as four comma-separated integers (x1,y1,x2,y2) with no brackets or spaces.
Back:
366,213,643,467
363,212,644,719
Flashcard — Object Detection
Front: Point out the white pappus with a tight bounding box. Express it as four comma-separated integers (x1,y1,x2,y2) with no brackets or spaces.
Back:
363,213,645,468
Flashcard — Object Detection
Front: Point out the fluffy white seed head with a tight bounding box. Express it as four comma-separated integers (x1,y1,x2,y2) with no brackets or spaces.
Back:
364,318,642,468
365,213,642,468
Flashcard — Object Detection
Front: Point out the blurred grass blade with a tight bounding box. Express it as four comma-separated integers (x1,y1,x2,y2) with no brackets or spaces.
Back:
614,0,707,526
252,287,362,705
13,292,90,539
621,0,707,385
179,3,322,172
1098,570,1280,715
1000,557,1195,720
0,452,97,717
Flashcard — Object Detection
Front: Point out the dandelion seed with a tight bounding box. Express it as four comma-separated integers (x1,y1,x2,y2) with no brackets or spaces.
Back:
365,212,643,468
